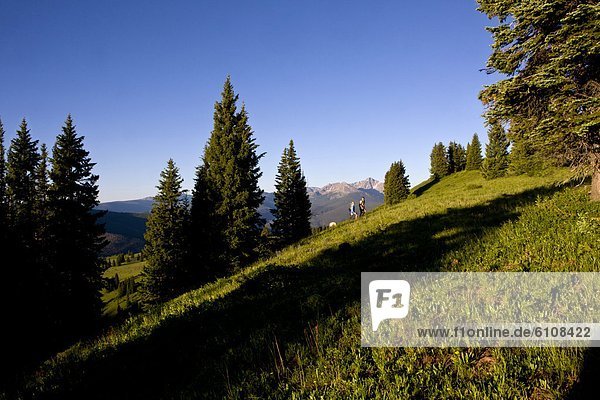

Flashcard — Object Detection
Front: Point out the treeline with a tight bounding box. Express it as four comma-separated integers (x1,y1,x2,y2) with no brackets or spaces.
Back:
139,77,312,307
381,132,490,207
429,134,484,179
427,119,549,182
106,251,143,268
477,0,598,199
0,116,105,378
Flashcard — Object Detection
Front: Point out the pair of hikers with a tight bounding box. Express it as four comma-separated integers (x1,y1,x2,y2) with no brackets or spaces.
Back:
349,197,366,220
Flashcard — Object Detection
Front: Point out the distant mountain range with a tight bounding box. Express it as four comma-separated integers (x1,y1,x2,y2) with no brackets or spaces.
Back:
97,211,147,256
96,178,384,255
97,197,156,213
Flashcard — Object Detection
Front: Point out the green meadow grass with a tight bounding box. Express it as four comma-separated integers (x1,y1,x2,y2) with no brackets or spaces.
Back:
101,261,145,317
103,260,145,281
20,169,600,399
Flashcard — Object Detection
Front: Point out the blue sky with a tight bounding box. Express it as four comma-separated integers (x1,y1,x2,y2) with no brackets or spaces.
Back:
0,0,498,202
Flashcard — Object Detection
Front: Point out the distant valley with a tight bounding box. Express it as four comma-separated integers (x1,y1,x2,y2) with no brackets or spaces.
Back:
96,178,384,255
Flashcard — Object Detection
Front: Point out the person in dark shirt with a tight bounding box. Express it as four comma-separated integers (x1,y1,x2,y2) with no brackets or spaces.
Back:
359,196,366,217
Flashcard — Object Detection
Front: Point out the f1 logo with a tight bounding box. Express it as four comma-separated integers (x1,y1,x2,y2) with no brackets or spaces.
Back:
369,280,411,331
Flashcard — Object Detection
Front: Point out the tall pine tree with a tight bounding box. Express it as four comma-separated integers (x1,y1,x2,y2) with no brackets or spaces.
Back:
429,142,449,179
481,121,509,179
455,143,466,172
5,118,42,372
191,77,264,271
0,119,6,238
228,104,265,261
447,142,457,174
7,118,40,246
384,160,410,205
0,119,12,381
35,144,50,240
47,115,105,337
190,164,217,282
447,142,466,173
140,159,189,306
466,133,483,170
271,140,312,246
33,143,51,286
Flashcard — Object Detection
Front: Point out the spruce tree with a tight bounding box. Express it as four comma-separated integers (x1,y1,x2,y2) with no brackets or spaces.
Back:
447,142,457,174
35,144,50,237
454,143,466,172
447,142,466,173
36,144,49,199
384,160,410,205
0,119,9,357
192,77,264,271
0,119,7,237
5,118,42,369
47,115,105,336
466,133,483,171
481,121,509,179
271,140,312,246
228,104,265,261
140,159,189,306
6,118,40,245
32,142,51,284
190,164,217,282
429,142,449,179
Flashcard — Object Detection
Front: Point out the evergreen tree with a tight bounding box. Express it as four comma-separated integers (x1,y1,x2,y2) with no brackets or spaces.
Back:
447,142,466,173
190,164,215,280
0,118,11,371
481,121,509,179
509,138,544,176
191,77,264,271
447,142,457,174
228,104,265,262
36,144,50,201
0,119,7,238
270,140,312,246
478,0,599,199
384,160,410,205
6,118,40,246
35,144,50,238
0,119,8,324
454,143,466,172
466,133,483,171
47,115,105,336
429,142,449,179
4,118,42,372
140,159,189,306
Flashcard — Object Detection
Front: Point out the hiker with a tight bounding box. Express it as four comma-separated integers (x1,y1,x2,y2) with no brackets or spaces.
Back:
349,201,358,220
359,196,366,217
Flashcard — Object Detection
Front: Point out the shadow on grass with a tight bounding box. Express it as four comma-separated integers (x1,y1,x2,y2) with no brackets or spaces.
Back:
566,348,600,400
29,184,573,399
411,177,437,197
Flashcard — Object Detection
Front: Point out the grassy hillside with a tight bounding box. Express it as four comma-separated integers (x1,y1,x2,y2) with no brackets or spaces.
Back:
22,169,600,399
101,261,145,317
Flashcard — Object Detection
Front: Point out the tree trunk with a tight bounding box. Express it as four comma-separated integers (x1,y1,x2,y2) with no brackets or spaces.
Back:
592,168,600,201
